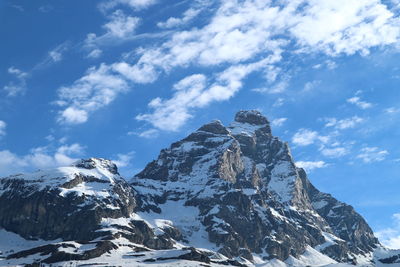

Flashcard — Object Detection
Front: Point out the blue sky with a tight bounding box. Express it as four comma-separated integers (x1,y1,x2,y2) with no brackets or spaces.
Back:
1,0,400,248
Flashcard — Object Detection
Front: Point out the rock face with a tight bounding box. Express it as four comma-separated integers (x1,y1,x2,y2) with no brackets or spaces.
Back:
0,158,174,265
0,158,136,241
133,110,379,263
0,111,393,267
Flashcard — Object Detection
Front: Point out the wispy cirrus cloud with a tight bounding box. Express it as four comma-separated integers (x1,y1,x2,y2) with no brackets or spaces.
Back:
48,43,69,63
324,116,365,130
296,160,328,172
320,146,349,158
136,55,281,131
55,64,129,124
303,80,321,92
385,107,400,114
157,7,202,29
313,60,337,70
99,0,157,11
33,42,70,70
271,118,287,127
87,49,103,59
292,129,329,146
252,80,289,94
38,5,53,13
347,96,373,109
3,67,28,97
357,146,389,163
85,9,140,49
136,129,159,138
57,0,400,129
3,42,70,97
128,0,400,130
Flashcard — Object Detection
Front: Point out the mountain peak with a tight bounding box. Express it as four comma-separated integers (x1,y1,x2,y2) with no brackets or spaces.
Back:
197,120,229,134
234,110,269,125
229,110,271,136
73,157,119,175
0,111,389,267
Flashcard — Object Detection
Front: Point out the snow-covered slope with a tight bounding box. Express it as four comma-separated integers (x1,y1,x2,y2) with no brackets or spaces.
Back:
0,111,398,266
133,110,379,263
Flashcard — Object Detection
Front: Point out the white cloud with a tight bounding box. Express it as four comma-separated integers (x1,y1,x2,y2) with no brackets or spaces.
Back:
289,0,400,55
271,118,287,127
390,0,400,9
56,64,129,125
325,60,338,70
58,137,68,144
112,151,134,168
32,42,70,71
99,0,157,11
87,49,103,59
38,5,53,13
7,66,27,78
138,129,159,138
0,143,84,177
111,61,158,84
292,129,318,146
61,0,400,128
376,213,400,249
103,10,140,38
0,121,6,137
129,4,289,71
325,116,364,129
48,43,69,63
137,56,279,131
45,135,55,142
130,0,398,129
296,160,328,171
303,80,321,92
312,60,337,70
49,50,62,62
128,128,159,138
292,128,328,146
3,67,28,97
59,107,88,124
385,107,400,114
320,146,349,158
252,80,288,94
157,8,201,29
357,146,389,163
0,150,27,176
85,10,140,46
141,0,399,70
136,74,207,131
57,143,83,155
273,97,285,108
347,96,373,109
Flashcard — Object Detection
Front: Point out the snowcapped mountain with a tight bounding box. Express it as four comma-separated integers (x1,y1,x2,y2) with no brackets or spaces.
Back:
0,111,399,267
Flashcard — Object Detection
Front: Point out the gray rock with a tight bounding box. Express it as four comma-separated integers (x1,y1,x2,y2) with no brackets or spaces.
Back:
133,110,380,264
0,111,385,266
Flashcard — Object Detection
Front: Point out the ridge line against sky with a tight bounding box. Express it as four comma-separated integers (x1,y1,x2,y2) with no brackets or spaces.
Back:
1,0,400,248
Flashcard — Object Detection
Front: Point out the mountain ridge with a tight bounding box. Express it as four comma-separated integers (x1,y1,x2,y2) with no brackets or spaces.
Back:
0,110,398,267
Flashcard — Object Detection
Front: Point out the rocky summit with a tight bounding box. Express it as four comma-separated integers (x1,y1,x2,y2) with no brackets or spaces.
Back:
0,111,399,267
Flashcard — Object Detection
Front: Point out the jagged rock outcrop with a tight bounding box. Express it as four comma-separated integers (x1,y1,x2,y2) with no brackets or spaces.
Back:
0,158,136,240
132,110,380,264
0,111,394,267
0,158,175,265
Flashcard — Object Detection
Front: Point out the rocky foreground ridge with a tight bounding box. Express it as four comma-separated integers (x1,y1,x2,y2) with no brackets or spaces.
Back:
0,110,399,267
